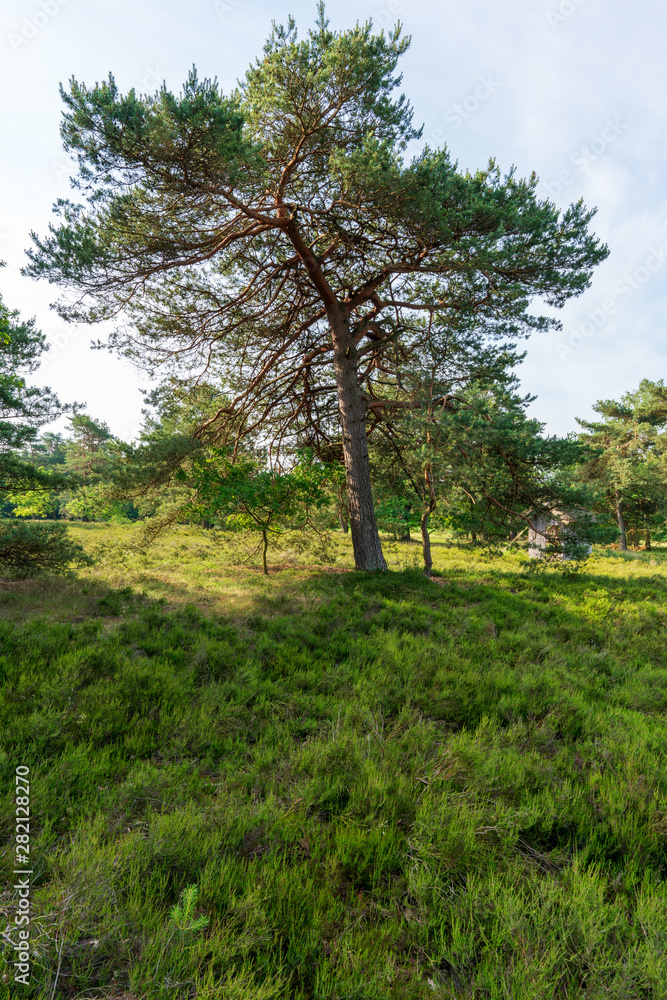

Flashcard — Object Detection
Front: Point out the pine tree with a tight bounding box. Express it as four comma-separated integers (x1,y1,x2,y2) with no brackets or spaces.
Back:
576,380,667,550
24,6,608,569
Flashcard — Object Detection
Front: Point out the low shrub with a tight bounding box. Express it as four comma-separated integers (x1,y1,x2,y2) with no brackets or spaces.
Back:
0,520,94,575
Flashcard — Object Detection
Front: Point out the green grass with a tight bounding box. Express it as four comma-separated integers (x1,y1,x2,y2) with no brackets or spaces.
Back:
1,524,667,999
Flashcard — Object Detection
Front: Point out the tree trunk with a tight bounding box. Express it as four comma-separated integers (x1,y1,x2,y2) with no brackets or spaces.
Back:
338,484,349,533
421,461,437,577
261,529,269,575
615,491,628,551
331,309,387,571
471,531,477,543
645,516,651,551
421,511,432,576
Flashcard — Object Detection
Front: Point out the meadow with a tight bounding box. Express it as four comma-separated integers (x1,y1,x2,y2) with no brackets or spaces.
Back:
1,524,667,1000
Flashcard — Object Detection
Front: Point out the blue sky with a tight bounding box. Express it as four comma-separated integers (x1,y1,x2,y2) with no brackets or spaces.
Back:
1,0,665,442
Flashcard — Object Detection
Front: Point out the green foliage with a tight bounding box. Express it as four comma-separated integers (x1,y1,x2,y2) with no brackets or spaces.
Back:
169,885,209,938
60,483,139,523
24,8,607,478
576,379,667,548
5,467,59,517
374,493,421,541
1,524,667,997
185,448,343,573
0,270,77,495
0,521,93,574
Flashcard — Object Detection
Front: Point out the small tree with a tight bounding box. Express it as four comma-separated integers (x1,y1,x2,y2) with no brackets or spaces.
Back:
99,382,232,534
183,449,341,573
0,522,92,575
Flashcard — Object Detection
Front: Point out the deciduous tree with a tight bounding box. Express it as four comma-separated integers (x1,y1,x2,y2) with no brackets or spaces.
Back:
183,448,341,574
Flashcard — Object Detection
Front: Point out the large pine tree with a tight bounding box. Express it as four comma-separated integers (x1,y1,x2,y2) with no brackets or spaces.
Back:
24,6,608,569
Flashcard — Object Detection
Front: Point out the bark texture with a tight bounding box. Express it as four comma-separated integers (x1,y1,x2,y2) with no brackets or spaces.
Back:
421,461,437,577
262,529,269,575
615,491,628,551
331,309,387,571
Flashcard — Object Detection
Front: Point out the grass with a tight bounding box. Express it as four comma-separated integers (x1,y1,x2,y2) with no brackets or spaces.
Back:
1,523,667,999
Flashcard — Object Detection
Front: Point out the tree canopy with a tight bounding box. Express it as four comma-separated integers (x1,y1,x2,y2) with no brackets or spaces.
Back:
24,4,609,569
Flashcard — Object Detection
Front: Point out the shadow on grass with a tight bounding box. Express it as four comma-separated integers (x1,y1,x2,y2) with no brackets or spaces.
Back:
2,549,667,999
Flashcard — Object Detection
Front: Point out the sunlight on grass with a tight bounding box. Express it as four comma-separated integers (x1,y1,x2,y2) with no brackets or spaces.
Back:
1,525,667,999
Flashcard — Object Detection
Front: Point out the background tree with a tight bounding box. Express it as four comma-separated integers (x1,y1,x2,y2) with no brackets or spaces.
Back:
576,380,667,550
0,270,90,571
99,383,229,537
63,414,112,478
368,316,524,571
31,431,67,470
372,382,605,572
0,269,76,496
24,6,608,571
56,414,121,521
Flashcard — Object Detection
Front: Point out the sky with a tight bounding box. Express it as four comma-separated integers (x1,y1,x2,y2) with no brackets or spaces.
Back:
1,0,666,443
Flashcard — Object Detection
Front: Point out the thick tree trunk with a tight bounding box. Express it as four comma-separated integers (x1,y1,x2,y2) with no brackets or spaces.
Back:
471,531,477,543
331,309,387,571
615,491,627,551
